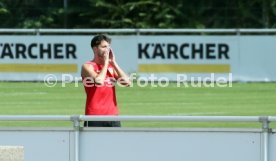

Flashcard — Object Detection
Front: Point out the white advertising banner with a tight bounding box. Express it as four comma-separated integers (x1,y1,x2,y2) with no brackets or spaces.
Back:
137,35,238,81
0,35,137,81
0,35,275,81
239,36,276,81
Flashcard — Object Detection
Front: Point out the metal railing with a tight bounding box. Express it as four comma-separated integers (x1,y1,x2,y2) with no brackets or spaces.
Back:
0,115,275,161
1,28,276,35
1,115,275,122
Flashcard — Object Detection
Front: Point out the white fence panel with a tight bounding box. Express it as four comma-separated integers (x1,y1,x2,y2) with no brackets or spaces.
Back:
270,132,276,161
80,129,261,161
0,115,275,161
0,129,70,161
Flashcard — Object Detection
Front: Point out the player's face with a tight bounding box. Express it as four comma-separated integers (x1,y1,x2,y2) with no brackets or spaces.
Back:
96,40,110,57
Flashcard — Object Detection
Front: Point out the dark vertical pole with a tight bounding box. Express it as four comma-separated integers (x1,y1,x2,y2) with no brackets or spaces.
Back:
262,0,269,28
64,0,68,28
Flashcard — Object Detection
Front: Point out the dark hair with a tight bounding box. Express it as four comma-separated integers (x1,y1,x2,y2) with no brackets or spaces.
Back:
90,34,111,48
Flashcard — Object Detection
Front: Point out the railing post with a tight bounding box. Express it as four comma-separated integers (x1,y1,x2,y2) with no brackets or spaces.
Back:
259,116,271,161
71,115,80,161
35,28,40,36
135,28,140,36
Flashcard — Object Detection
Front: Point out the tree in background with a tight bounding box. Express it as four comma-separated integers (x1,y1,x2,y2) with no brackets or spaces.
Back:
0,0,275,28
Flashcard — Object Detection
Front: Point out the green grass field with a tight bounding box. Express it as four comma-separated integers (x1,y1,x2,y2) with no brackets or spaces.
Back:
0,82,276,128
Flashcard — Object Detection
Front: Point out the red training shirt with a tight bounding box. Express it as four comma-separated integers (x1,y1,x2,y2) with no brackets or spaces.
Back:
82,61,118,115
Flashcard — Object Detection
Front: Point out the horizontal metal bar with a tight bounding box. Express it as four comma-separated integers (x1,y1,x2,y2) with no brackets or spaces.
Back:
1,28,276,34
0,115,275,122
0,29,37,33
139,28,276,33
80,115,261,122
0,115,71,121
239,29,276,33
39,28,137,33
138,28,238,33
268,116,276,122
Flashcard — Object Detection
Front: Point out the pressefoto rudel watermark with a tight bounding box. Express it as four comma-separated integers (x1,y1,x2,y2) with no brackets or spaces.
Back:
44,73,233,88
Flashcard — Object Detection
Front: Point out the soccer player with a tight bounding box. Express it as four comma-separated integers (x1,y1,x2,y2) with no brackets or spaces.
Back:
81,34,130,127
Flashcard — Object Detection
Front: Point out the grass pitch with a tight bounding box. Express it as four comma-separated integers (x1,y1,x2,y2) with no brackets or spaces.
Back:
0,82,276,128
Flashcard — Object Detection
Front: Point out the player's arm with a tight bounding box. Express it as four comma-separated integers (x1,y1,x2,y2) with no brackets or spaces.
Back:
109,49,131,86
82,47,110,85
112,62,131,86
81,61,109,85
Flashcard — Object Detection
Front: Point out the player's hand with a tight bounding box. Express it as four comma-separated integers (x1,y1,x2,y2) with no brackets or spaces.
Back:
103,48,110,64
109,48,116,64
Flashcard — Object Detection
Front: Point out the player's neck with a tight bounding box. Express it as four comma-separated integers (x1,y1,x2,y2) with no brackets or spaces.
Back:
93,57,105,65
